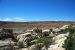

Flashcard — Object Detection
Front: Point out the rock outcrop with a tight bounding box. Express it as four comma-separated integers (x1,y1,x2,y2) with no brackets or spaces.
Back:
48,32,69,50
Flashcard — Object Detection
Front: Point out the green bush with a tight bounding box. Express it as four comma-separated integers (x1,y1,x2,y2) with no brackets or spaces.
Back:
63,26,75,50
42,31,50,37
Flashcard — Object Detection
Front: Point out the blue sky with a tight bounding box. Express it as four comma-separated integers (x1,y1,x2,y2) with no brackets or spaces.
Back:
0,0,75,22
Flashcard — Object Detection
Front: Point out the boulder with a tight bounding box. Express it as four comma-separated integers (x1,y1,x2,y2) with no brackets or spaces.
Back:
17,32,31,41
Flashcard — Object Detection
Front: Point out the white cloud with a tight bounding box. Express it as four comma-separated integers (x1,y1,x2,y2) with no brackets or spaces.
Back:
14,17,24,21
0,17,25,22
0,19,2,21
0,17,27,22
3,18,13,21
55,20,58,21
54,19,59,21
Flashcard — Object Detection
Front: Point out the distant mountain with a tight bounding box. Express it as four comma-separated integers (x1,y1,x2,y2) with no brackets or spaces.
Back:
0,21,75,29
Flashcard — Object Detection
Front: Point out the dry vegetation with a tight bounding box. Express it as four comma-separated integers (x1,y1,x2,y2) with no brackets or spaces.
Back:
0,21,75,29
0,21,75,50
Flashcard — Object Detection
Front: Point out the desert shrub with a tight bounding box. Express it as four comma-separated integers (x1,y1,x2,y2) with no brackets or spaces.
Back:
33,27,42,33
65,27,75,33
63,26,75,50
42,31,50,37
49,29,53,32
63,33,75,50
0,28,17,42
0,28,13,39
58,29,67,34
